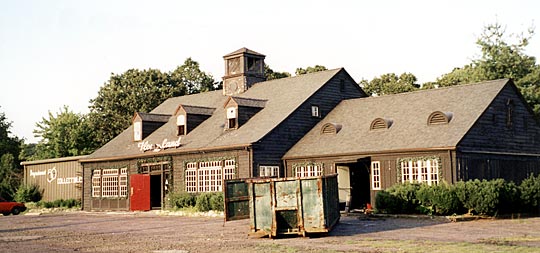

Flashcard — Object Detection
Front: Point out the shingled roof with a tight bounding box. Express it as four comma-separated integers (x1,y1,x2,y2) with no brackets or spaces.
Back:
283,79,512,159
84,68,345,161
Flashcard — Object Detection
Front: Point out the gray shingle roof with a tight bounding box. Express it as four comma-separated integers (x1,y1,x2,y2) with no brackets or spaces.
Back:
84,68,344,161
283,79,511,159
135,112,171,122
180,105,215,115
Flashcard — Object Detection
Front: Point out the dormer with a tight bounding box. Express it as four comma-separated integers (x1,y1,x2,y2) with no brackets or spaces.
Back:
222,48,266,96
174,105,215,135
132,112,171,141
224,97,267,130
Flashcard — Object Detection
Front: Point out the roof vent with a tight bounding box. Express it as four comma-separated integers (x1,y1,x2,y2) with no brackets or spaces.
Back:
370,118,393,130
321,123,342,135
428,111,453,125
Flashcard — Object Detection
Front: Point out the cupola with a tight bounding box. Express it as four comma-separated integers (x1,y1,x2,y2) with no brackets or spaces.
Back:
222,48,266,96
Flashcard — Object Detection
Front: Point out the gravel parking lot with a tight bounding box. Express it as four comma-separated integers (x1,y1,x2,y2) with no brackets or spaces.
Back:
1,211,540,252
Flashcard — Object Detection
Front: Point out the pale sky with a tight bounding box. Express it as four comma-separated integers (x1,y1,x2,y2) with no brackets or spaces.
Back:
1,0,539,143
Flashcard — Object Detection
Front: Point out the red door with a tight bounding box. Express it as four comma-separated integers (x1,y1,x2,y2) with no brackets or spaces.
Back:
130,174,150,211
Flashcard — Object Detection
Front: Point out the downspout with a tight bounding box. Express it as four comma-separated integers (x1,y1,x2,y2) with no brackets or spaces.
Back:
248,145,253,178
448,149,454,184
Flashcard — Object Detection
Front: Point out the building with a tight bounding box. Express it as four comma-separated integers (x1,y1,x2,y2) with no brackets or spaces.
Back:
283,79,540,211
80,48,366,211
21,155,86,202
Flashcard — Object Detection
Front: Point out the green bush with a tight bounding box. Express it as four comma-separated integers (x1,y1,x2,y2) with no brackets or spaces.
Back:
14,184,43,203
36,199,81,209
375,183,420,214
169,192,197,208
417,183,461,215
520,174,540,213
195,193,213,212
209,193,224,211
454,179,520,215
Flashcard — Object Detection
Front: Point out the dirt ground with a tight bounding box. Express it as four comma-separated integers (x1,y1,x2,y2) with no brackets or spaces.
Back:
1,211,540,253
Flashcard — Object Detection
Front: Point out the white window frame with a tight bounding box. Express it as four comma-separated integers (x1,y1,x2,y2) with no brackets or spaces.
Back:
259,165,280,177
185,159,237,193
311,105,320,118
294,164,322,178
400,159,440,185
371,161,381,190
134,121,142,141
91,168,128,198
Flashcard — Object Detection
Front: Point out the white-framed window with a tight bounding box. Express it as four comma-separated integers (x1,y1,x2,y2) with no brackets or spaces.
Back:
134,121,142,141
400,159,440,185
185,159,236,193
92,170,101,197
177,114,186,136
294,164,323,178
311,105,320,117
371,161,381,190
259,165,280,177
92,168,128,198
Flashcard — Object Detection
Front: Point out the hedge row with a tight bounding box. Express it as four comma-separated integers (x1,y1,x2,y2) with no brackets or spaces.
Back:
35,199,81,209
168,192,224,212
375,174,540,216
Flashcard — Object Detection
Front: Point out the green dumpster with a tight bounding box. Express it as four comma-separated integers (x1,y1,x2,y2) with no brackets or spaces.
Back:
225,174,340,238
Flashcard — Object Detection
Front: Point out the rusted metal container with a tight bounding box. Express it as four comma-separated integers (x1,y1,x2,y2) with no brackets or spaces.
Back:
225,174,340,238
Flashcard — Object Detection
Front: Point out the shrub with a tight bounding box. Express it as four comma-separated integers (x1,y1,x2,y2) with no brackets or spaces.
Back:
36,199,81,209
417,183,461,215
169,192,197,209
14,184,43,203
195,193,213,212
520,174,540,213
209,193,224,211
375,183,420,214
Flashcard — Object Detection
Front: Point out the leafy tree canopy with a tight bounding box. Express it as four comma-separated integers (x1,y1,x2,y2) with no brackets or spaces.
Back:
264,64,291,80
88,58,216,147
32,106,96,160
0,108,22,200
295,65,328,76
360,73,420,96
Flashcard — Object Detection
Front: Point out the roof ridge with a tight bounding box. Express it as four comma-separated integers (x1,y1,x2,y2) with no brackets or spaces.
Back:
354,78,509,102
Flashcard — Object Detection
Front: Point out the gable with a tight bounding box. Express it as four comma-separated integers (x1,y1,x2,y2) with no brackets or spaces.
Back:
458,81,540,154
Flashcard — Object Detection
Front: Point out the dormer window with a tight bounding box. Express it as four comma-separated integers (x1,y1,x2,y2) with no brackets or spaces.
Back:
226,107,238,129
174,104,215,135
134,121,142,141
132,112,170,142
177,114,186,136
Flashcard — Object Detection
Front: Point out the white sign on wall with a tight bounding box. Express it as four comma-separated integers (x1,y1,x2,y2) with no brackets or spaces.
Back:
137,137,182,152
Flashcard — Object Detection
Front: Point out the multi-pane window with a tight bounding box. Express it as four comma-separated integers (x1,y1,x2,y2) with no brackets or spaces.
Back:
259,165,280,177
311,105,320,117
185,159,236,193
91,168,128,198
371,161,381,190
92,170,101,197
294,164,323,177
400,159,440,185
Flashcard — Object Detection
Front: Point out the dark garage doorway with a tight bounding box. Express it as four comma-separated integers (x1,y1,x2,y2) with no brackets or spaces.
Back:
336,158,371,211
150,174,162,209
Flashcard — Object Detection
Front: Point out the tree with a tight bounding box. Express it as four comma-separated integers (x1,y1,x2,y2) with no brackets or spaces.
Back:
433,22,540,114
32,106,96,160
0,108,22,200
360,73,420,96
295,65,328,76
264,64,291,80
437,23,536,87
171,58,217,93
88,58,216,147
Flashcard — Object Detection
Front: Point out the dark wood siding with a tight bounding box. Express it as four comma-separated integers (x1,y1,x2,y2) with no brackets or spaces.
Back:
253,70,366,176
284,150,453,208
143,121,167,139
458,83,540,153
457,83,540,182
82,148,250,211
238,106,262,127
186,114,210,134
